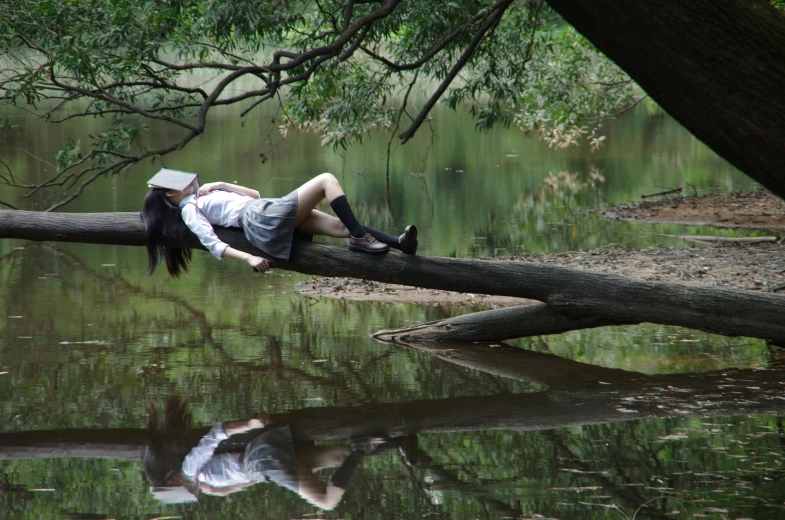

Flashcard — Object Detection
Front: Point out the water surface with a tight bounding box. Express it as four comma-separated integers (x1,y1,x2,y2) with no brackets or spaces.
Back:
1,105,783,519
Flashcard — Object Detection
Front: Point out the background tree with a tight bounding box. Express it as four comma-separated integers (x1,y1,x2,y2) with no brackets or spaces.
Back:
0,0,635,210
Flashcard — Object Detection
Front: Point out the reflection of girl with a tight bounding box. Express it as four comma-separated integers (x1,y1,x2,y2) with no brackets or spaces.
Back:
144,397,377,510
141,170,418,277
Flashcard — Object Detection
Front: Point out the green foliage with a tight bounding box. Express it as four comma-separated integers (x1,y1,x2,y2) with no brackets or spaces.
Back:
0,0,639,208
90,119,148,165
55,139,83,171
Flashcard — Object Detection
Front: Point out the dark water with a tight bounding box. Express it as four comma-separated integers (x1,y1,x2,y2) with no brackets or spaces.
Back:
1,105,783,519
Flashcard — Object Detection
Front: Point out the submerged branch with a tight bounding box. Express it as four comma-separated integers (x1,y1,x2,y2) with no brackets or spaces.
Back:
374,303,616,343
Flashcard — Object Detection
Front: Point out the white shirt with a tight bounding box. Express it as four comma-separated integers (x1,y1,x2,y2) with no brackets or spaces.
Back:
179,191,254,259
181,423,256,488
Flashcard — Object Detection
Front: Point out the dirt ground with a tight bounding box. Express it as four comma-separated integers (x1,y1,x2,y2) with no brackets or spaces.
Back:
296,191,785,307
603,190,785,231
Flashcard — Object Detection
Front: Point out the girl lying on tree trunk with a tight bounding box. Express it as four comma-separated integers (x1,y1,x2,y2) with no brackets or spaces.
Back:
141,169,418,276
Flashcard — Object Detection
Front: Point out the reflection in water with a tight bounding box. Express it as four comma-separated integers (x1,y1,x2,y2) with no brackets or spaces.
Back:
144,396,412,511
1,344,784,518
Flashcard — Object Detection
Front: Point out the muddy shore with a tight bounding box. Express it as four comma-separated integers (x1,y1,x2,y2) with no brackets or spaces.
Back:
296,191,785,307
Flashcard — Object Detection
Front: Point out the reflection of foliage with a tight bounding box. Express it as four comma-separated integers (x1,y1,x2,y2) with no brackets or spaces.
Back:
1,243,781,517
0,243,532,428
539,166,606,202
402,414,785,520
471,166,608,257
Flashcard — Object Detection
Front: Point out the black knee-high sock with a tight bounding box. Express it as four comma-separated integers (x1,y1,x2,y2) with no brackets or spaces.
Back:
329,196,365,238
363,226,401,250
329,451,366,489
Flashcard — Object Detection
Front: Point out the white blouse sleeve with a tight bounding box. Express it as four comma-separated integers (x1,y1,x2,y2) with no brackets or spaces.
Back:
181,422,229,481
181,203,228,260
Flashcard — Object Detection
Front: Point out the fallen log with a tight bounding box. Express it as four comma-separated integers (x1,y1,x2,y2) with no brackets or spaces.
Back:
2,209,785,342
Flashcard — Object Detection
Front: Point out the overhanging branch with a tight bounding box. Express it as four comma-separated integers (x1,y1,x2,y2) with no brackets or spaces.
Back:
0,0,408,210
398,0,514,143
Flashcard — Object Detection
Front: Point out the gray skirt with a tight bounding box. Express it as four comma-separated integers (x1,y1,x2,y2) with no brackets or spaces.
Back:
240,190,299,260
242,425,298,494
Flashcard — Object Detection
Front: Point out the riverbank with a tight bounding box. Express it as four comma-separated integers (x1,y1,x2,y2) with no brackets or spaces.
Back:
296,191,785,307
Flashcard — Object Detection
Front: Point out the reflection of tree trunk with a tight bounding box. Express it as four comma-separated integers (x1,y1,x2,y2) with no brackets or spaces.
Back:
3,210,785,342
382,340,648,389
2,350,783,461
0,429,167,461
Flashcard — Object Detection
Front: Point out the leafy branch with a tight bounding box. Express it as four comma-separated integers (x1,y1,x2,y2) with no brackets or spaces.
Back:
0,0,639,210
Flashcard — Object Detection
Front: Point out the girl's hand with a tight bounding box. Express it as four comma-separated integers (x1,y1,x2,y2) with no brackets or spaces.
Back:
248,413,269,429
197,182,224,196
248,255,271,274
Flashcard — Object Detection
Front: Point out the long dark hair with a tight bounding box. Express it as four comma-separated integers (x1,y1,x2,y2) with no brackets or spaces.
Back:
144,396,194,487
141,188,192,277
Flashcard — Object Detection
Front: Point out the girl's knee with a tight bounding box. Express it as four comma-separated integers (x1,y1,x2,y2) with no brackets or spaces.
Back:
318,172,339,185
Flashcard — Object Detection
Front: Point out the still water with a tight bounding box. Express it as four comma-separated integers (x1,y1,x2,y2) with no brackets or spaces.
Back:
1,104,783,519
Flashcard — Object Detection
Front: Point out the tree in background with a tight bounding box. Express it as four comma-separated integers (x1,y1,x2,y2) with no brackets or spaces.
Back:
1,0,782,210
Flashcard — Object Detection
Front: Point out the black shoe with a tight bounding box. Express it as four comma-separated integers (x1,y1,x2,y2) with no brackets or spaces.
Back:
348,233,389,254
398,225,418,254
349,435,391,454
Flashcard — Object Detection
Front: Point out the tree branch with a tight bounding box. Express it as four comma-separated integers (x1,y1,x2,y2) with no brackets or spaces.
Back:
386,72,419,207
358,1,503,71
272,0,402,69
399,0,514,143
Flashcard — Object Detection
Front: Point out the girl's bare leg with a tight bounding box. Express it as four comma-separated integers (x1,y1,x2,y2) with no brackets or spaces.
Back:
296,209,350,238
298,445,351,471
294,173,347,227
294,445,351,510
293,172,388,253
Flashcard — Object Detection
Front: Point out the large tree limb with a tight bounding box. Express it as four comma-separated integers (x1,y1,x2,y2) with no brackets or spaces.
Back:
2,210,785,342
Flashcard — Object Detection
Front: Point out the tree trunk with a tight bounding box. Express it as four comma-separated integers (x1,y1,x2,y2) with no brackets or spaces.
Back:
2,209,785,341
1,349,782,460
545,0,785,199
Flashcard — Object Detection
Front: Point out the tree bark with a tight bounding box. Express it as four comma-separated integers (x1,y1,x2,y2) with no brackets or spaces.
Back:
545,0,785,199
374,303,616,342
2,209,785,341
1,350,782,460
